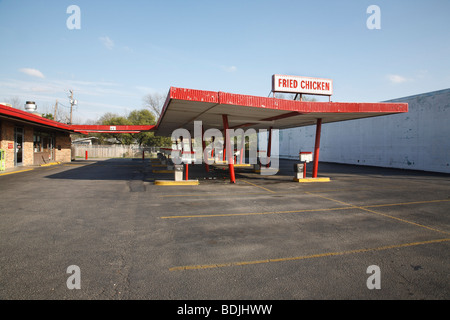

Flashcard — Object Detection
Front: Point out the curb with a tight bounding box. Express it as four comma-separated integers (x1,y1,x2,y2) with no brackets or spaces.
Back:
293,177,331,183
154,180,199,186
40,161,61,167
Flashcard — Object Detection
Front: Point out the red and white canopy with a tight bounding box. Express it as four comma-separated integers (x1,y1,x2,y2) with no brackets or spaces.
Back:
155,87,408,136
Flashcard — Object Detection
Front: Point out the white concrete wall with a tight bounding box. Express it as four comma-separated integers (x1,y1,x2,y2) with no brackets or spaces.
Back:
279,88,450,173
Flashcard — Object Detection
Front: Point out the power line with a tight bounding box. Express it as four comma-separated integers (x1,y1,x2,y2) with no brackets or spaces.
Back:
57,103,69,108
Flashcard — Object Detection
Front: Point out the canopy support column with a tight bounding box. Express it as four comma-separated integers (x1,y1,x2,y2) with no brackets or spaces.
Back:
222,114,236,184
201,126,209,172
312,118,322,178
266,127,272,168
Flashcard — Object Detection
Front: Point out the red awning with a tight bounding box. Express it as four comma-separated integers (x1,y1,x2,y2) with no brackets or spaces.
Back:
0,103,74,132
70,125,156,134
154,87,408,136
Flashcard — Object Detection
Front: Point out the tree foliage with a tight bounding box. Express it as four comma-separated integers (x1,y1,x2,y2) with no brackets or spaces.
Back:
42,113,54,120
92,109,171,147
78,92,171,147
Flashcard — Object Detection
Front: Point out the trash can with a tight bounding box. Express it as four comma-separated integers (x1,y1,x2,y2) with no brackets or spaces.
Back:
174,164,184,181
296,151,313,179
0,149,5,171
293,163,304,179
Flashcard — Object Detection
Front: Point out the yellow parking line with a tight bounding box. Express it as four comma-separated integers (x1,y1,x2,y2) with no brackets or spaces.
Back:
365,199,450,208
306,192,350,207
160,192,270,198
307,193,450,235
157,185,418,199
160,206,352,219
241,179,275,193
169,238,450,271
360,206,449,235
160,198,450,221
0,168,34,176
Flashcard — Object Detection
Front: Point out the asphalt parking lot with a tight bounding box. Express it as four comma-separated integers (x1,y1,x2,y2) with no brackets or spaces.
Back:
1,157,449,300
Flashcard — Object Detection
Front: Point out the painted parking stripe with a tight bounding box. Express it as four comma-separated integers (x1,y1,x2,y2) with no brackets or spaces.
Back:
0,168,34,176
307,193,450,236
160,198,450,220
169,238,450,271
160,206,352,219
241,179,275,193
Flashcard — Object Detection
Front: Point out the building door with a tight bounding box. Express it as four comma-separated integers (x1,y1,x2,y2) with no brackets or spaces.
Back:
14,127,24,166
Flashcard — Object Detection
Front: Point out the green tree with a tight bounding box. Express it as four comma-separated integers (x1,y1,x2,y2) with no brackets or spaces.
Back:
42,113,54,120
92,109,171,146
127,109,155,146
96,112,133,145
127,109,171,147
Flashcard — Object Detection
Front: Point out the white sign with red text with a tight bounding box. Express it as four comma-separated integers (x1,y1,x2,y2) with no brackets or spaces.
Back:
272,74,333,96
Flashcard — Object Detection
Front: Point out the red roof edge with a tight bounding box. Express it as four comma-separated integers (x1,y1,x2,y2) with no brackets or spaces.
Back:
71,125,156,133
153,86,409,132
218,91,408,113
156,87,220,129
162,87,408,113
0,103,75,131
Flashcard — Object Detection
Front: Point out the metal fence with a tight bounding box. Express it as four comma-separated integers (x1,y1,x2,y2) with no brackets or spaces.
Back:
72,144,160,159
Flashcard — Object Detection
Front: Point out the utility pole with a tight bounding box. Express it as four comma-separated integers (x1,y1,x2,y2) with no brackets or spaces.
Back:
69,90,77,125
69,90,73,125
53,99,58,121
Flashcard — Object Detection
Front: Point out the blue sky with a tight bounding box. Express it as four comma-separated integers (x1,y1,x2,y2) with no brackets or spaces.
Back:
0,0,449,123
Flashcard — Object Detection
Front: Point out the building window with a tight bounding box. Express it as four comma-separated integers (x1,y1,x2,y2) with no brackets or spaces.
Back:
33,131,54,154
33,134,42,152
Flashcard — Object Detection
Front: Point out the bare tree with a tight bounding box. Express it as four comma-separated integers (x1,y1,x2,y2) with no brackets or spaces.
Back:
55,107,70,123
3,96,23,109
274,92,316,102
143,92,166,118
